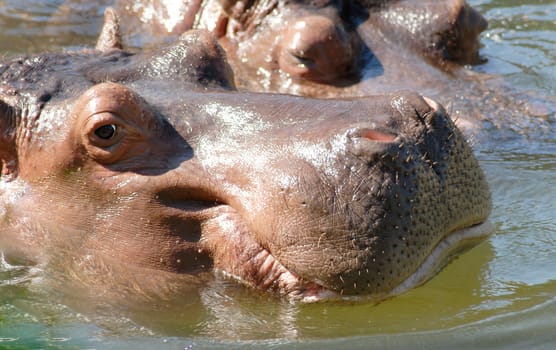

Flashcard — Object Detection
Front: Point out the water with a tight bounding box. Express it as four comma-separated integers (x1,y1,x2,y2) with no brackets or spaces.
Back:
0,1,555,349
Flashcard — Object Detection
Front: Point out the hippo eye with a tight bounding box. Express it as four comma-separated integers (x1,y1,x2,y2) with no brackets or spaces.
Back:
94,124,117,140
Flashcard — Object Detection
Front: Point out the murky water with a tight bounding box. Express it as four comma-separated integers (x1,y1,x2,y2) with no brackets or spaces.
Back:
1,1,555,349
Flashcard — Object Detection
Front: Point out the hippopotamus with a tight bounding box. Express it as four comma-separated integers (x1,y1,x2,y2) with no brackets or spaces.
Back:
114,0,551,134
0,11,491,302
117,0,486,92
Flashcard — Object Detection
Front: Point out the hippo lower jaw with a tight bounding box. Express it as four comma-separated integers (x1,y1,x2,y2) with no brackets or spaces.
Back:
196,204,334,300
216,245,338,302
202,201,493,302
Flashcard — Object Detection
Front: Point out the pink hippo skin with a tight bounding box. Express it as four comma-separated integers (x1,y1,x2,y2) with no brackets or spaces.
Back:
0,12,491,302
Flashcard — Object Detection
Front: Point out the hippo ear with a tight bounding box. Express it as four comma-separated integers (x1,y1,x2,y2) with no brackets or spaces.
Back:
96,7,123,52
0,99,18,179
146,30,236,89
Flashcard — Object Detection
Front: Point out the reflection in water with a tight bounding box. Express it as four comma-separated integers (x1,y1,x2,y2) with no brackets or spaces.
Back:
198,278,301,340
0,0,555,348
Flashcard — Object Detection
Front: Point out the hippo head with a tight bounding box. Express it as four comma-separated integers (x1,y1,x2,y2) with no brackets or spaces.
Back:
193,0,361,87
0,11,491,301
187,0,487,96
118,0,361,85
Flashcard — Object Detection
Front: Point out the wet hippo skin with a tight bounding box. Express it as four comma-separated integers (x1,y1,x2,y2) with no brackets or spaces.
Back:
112,0,554,136
0,11,491,302
116,0,486,92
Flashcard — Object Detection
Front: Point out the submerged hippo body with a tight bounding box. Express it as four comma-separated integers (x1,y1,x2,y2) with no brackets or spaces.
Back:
0,15,491,302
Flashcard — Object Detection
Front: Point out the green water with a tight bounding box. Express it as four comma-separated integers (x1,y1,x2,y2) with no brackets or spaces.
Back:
1,1,555,349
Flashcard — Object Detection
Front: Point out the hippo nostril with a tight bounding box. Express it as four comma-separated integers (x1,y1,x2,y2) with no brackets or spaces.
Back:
350,127,396,143
348,127,397,159
390,93,450,131
420,95,450,128
422,96,439,111
359,129,396,142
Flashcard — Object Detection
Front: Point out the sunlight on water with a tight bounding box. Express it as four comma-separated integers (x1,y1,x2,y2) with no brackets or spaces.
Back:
474,0,556,95
0,0,555,349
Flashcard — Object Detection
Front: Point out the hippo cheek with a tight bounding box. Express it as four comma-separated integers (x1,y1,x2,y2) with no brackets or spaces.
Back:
278,15,357,83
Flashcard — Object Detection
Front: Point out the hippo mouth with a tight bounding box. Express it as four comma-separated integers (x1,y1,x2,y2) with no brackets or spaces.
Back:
216,239,339,302
198,202,492,302
190,203,335,301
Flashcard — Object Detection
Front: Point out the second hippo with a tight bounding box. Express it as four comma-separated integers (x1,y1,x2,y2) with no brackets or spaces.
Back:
112,0,551,134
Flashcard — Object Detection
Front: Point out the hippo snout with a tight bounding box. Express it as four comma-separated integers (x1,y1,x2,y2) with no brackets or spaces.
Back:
347,93,446,147
193,92,491,298
278,15,357,83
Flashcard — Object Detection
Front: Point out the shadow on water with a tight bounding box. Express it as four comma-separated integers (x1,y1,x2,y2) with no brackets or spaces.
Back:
0,0,555,349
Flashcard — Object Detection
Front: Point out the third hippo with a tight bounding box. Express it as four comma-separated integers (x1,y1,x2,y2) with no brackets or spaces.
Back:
0,14,492,302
